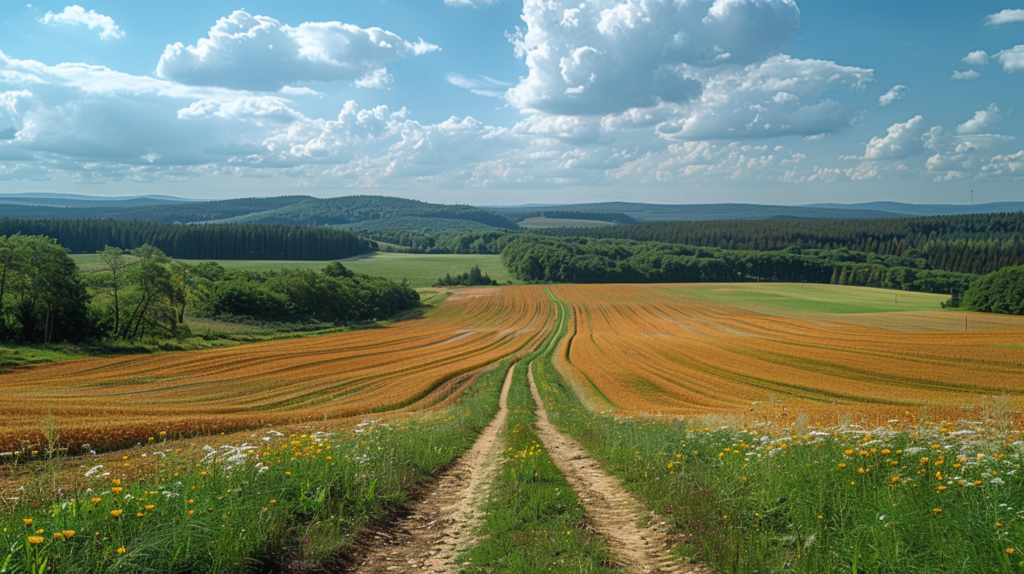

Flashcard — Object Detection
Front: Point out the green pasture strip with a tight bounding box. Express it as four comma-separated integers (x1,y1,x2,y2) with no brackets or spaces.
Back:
667,283,947,316
341,252,513,288
0,345,93,370
518,217,616,228
531,295,1024,573
460,306,617,574
0,362,510,573
69,254,140,272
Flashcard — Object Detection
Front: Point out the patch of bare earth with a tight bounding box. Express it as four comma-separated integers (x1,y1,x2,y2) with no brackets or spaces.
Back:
528,362,710,574
347,364,515,574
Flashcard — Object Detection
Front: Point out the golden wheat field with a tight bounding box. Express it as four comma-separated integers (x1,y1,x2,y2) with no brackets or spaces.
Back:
0,287,553,453
549,284,1024,423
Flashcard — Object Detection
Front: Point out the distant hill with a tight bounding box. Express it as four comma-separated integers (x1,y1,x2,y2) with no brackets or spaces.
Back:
0,193,193,209
0,192,193,203
4,194,1022,232
0,196,313,224
488,202,907,221
227,196,518,230
804,201,1024,216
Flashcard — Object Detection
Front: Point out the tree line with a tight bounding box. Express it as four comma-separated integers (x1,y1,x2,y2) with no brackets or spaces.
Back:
961,265,1024,315
0,219,372,260
360,230,513,255
534,212,1024,275
501,236,974,295
435,266,499,287
0,236,418,345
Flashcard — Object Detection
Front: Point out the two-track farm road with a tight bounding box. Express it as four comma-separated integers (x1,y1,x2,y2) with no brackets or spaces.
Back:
528,363,707,574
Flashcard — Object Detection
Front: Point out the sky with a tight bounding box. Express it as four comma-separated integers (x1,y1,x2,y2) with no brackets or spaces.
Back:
0,0,1022,205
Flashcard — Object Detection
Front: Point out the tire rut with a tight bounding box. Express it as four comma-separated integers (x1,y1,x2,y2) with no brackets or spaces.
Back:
347,364,516,574
528,362,709,574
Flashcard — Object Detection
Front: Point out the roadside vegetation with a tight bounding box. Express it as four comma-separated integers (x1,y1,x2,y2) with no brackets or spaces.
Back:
0,361,510,573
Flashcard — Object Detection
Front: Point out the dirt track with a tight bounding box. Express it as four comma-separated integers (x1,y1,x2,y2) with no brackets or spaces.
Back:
528,362,706,574
348,365,515,574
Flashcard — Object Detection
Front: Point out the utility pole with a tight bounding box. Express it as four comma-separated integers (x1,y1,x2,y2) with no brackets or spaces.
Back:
971,189,974,206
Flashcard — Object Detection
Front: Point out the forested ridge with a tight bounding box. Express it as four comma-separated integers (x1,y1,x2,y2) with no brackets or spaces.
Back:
230,195,517,229
536,212,1024,274
0,219,372,260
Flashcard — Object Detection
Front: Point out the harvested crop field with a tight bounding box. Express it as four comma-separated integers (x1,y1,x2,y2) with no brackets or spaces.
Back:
0,286,553,453
549,284,1024,422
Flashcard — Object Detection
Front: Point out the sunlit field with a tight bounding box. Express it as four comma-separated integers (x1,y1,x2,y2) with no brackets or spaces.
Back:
549,283,1024,423
0,287,551,455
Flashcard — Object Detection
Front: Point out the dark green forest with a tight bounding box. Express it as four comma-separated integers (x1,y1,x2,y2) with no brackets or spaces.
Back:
0,219,372,260
501,236,973,295
962,265,1024,315
536,212,1024,274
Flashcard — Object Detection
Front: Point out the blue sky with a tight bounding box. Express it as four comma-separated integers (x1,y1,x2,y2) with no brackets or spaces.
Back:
0,1,1022,205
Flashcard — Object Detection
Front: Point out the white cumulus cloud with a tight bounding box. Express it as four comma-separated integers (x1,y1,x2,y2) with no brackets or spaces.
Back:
984,9,1024,26
40,5,124,40
506,0,802,116
157,11,437,91
878,85,908,106
962,50,989,66
863,116,925,160
657,55,873,141
951,70,981,81
995,45,1024,72
957,104,1003,134
354,68,394,89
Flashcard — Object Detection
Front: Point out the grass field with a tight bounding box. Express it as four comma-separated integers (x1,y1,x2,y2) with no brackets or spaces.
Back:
341,253,513,287
518,216,616,228
70,253,140,272
73,253,513,288
676,283,946,315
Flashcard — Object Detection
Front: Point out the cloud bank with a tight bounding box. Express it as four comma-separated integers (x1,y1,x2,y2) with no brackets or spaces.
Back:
156,11,438,91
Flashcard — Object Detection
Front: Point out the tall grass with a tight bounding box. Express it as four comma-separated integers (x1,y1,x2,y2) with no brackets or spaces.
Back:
0,362,509,573
534,297,1024,573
